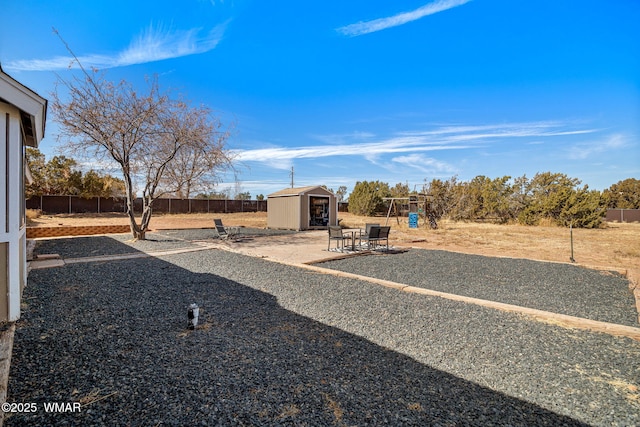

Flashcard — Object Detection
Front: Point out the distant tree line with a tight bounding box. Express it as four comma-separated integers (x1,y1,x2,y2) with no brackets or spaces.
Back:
347,174,640,229
194,191,257,201
26,148,126,199
26,141,639,229
26,147,252,201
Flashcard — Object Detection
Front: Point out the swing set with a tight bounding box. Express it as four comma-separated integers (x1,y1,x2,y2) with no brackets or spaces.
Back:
382,194,437,229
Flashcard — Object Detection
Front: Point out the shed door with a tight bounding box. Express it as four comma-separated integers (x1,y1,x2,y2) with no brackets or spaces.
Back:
309,196,329,227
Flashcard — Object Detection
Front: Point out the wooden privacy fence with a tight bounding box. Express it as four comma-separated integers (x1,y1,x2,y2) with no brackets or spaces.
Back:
26,195,267,215
605,209,640,223
25,197,639,222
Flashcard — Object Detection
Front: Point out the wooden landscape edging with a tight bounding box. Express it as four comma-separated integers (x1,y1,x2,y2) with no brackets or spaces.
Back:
26,225,131,238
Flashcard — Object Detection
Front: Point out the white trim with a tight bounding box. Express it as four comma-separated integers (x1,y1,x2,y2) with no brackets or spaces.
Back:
0,108,22,320
0,67,47,322
0,69,47,145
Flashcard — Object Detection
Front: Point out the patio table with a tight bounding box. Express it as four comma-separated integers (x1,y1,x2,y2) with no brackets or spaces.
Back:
341,228,363,251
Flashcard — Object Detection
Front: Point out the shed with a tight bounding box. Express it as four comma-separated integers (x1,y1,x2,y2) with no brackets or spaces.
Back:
267,186,338,230
0,64,47,322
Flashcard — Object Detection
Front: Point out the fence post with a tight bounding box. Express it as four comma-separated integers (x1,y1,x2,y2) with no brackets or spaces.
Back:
29,195,272,215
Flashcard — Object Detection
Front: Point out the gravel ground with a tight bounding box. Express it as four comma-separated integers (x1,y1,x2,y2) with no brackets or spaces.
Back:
317,249,639,327
6,233,640,426
33,228,295,259
157,227,297,241
33,233,192,259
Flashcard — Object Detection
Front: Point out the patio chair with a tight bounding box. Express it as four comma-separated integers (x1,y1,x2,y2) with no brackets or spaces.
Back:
358,223,380,247
214,218,236,240
361,226,390,251
359,225,381,250
374,226,391,251
328,226,352,252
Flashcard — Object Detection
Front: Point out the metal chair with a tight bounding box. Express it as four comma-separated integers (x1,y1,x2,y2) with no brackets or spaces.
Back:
358,223,380,248
374,226,391,251
359,225,380,250
214,218,237,239
328,226,352,252
360,226,390,251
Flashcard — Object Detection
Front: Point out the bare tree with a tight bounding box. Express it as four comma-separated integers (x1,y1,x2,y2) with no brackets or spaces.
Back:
160,123,232,199
52,71,232,239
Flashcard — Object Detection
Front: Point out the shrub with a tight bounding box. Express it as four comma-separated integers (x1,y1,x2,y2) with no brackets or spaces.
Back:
348,181,390,216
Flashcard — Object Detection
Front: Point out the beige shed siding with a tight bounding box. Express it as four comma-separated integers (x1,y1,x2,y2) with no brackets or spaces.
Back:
267,196,301,229
332,199,337,225
267,186,337,230
300,195,309,228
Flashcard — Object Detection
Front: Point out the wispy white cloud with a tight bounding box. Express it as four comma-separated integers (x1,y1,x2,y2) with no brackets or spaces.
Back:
5,21,229,72
117,22,226,65
311,131,376,145
567,133,628,160
234,121,599,166
234,139,470,164
398,121,598,141
337,0,472,37
392,154,457,174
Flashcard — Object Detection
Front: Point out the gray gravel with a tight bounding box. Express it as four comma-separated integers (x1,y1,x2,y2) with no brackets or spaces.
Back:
157,227,297,242
317,249,639,327
33,233,191,259
7,232,640,426
33,228,295,259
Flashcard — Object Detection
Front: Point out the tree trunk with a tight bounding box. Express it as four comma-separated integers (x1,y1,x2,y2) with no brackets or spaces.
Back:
139,203,153,239
124,196,150,240
125,201,153,240
126,208,146,240
131,226,146,240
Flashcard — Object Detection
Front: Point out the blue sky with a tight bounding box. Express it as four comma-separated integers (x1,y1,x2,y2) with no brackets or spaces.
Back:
1,0,638,198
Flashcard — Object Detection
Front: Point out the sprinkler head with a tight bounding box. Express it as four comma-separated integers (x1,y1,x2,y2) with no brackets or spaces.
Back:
187,303,199,330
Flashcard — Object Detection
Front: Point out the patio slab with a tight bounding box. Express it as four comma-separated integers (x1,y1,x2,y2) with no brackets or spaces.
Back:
202,230,375,265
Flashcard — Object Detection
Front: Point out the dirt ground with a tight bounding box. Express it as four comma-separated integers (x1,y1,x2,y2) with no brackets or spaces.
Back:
28,210,640,289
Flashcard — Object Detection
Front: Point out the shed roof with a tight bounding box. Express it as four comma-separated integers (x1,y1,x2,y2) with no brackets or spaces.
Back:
0,64,47,147
268,186,333,198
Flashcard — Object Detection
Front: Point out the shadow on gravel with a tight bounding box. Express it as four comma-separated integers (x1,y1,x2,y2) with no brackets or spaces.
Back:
33,231,218,260
34,236,142,259
9,240,588,426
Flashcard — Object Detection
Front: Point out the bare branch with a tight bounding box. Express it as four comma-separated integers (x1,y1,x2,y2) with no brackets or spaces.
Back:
51,54,233,239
